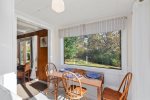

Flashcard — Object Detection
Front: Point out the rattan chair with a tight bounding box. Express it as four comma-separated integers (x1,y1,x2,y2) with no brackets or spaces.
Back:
17,63,31,84
45,63,62,99
62,71,87,100
103,72,132,100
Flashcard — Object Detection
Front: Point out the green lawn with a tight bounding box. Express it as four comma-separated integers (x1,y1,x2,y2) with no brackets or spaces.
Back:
65,59,121,69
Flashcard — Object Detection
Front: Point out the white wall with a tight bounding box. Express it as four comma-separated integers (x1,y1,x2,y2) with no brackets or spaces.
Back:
132,0,150,99
126,13,133,100
49,15,133,99
0,0,17,93
49,28,61,65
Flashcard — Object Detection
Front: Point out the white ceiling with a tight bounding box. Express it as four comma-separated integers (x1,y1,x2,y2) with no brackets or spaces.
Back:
15,0,135,28
17,19,43,35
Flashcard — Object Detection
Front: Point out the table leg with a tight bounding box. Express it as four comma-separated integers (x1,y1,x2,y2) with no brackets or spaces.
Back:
97,87,101,100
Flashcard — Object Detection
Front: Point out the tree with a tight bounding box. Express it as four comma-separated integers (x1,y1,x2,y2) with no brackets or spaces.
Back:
86,31,121,67
64,37,78,59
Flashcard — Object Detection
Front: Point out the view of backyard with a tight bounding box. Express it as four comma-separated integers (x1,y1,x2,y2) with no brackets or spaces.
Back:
64,31,121,69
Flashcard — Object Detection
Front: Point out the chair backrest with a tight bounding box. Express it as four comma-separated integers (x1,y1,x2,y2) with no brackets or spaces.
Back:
62,71,83,99
118,72,132,100
45,63,57,77
24,63,31,73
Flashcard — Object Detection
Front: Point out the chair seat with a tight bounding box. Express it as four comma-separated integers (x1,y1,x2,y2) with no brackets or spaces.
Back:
68,85,87,97
103,87,122,100
17,71,24,78
67,85,87,99
75,86,87,94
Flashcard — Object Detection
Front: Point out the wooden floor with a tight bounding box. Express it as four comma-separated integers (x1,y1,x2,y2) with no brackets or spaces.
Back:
17,80,96,100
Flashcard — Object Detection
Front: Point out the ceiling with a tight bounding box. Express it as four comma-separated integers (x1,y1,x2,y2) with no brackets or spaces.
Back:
15,0,135,28
17,19,43,35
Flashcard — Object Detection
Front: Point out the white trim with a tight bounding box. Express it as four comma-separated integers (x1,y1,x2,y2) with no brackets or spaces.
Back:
48,29,52,63
60,39,64,65
16,10,53,30
12,11,17,74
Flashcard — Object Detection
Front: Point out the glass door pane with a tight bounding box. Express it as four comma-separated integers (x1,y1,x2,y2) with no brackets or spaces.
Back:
19,39,32,65
26,40,31,63
20,41,25,65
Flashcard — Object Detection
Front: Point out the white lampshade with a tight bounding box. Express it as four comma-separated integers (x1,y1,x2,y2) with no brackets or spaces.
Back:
52,0,65,13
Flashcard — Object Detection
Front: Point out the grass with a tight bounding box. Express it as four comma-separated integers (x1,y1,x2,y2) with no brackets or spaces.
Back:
65,59,121,69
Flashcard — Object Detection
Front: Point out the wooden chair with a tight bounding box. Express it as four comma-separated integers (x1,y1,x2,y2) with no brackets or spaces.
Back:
102,72,132,100
62,71,87,100
45,63,62,99
17,63,31,84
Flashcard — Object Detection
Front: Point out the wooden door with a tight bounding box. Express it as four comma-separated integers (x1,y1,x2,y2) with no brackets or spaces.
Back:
37,30,48,81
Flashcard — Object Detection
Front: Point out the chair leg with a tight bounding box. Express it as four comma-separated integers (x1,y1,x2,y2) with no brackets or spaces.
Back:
65,95,68,100
23,75,25,84
54,82,58,100
84,96,87,100
83,94,87,100
54,78,59,100
28,73,30,82
46,81,50,94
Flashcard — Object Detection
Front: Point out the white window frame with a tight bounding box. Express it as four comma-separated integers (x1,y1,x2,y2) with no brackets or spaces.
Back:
60,29,127,73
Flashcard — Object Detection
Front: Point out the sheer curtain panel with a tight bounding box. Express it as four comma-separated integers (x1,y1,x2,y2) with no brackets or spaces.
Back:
59,17,127,38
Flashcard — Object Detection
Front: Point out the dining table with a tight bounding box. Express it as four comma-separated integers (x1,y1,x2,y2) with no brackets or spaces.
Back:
50,68,104,100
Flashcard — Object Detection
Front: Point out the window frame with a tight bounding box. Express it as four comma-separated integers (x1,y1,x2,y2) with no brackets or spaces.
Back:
60,29,127,71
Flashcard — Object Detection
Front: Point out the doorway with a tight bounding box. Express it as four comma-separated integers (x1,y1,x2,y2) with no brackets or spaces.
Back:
17,19,49,83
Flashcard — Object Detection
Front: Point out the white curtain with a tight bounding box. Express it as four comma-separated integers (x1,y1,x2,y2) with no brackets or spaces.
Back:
59,17,127,37
30,36,38,79
132,0,150,100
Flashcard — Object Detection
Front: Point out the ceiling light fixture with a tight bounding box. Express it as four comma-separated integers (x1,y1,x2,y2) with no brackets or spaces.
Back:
52,0,65,13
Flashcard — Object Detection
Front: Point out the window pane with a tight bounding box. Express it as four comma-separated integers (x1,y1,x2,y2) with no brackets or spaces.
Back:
64,31,121,69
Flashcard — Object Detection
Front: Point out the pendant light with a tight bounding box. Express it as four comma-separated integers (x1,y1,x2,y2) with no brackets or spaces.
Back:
52,0,65,13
